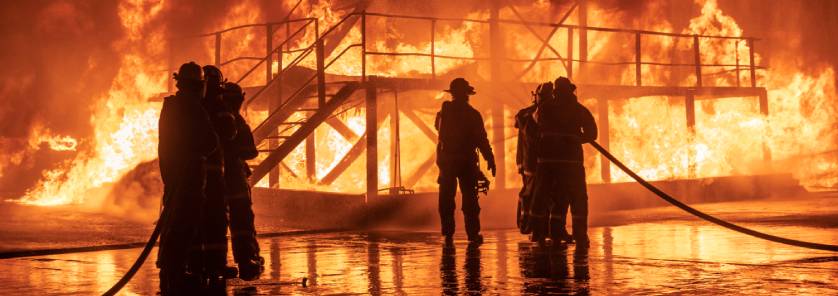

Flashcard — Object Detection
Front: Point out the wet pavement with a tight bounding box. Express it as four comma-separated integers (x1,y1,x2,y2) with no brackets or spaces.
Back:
1,210,837,295
1,194,837,295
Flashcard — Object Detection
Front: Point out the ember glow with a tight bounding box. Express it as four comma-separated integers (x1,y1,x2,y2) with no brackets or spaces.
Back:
8,0,838,206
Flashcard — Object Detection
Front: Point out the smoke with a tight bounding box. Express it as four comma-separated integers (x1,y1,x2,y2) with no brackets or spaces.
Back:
0,0,290,204
0,1,120,195
4,0,838,209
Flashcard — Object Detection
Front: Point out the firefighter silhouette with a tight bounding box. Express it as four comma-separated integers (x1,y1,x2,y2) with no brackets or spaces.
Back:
516,82,572,243
435,78,495,244
530,77,597,246
190,65,236,284
157,61,218,294
221,82,264,280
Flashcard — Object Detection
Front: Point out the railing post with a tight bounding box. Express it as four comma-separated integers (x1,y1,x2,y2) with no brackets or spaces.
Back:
366,80,378,202
567,27,573,79
748,38,757,87
266,24,273,85
215,32,222,66
635,31,642,86
316,38,326,107
430,20,436,80
735,40,741,87
361,12,367,81
693,35,702,87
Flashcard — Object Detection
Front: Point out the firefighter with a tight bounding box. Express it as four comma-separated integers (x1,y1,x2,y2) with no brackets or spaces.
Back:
157,61,218,294
514,86,538,235
531,77,597,246
194,65,237,283
435,78,496,245
221,82,264,280
516,82,573,243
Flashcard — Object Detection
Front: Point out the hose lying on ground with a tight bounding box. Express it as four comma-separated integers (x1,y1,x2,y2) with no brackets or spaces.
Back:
589,140,838,252
101,207,167,296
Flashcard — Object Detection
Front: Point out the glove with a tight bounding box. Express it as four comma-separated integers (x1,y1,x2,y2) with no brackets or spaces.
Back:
487,160,497,177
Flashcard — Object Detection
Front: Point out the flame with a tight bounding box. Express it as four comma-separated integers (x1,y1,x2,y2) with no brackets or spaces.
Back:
38,134,78,152
16,0,838,206
601,0,838,188
17,0,166,206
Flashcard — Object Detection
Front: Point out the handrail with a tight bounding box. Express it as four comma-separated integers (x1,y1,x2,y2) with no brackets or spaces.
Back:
244,12,360,109
234,19,315,85
250,14,365,141
243,44,316,106
165,9,766,97
359,10,762,86
191,18,317,38
251,41,362,136
361,11,758,41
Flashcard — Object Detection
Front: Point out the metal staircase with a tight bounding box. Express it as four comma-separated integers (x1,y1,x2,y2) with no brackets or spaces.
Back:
208,13,365,186
249,81,360,185
173,5,767,191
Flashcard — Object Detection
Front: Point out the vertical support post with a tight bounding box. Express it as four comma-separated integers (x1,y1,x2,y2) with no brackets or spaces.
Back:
758,90,771,161
597,98,611,183
316,39,326,107
748,38,757,87
566,27,574,79
578,0,588,82
361,12,367,82
430,20,436,80
306,123,316,181
214,32,222,66
366,81,378,202
685,91,696,178
635,32,642,86
267,25,280,188
390,90,400,195
489,0,506,190
693,35,702,87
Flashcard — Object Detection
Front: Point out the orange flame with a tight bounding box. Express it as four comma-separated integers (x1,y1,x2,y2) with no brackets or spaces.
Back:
17,0,838,206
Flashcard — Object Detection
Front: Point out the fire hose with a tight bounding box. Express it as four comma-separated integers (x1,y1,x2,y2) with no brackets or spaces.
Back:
589,140,838,252
100,141,837,295
101,191,170,296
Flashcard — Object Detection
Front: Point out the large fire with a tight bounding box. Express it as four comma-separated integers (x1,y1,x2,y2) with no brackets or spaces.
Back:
12,0,838,207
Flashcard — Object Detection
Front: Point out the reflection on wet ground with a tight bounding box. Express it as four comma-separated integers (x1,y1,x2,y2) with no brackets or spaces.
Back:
1,219,836,295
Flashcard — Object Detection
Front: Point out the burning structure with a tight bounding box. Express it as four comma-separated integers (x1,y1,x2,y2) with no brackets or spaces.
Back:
3,0,837,210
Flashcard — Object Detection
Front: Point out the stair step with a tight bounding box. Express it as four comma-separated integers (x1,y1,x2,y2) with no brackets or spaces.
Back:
297,108,320,112
278,121,307,125
264,135,292,139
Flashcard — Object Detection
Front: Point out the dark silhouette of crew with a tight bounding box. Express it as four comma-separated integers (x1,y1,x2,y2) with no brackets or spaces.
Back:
530,77,597,246
435,78,496,245
515,92,537,236
516,82,573,243
221,82,264,280
157,61,218,295
193,65,237,285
